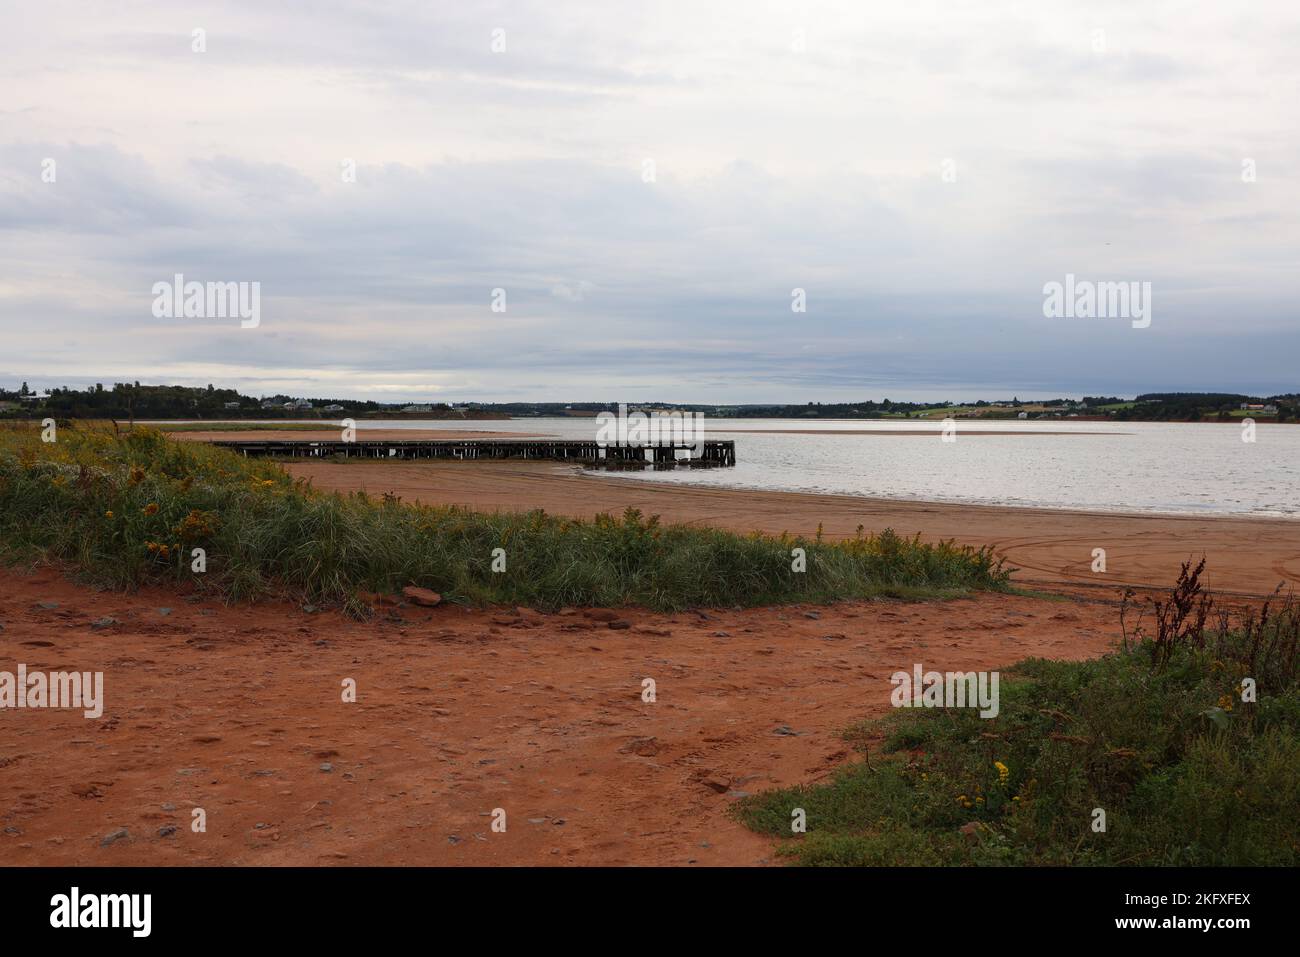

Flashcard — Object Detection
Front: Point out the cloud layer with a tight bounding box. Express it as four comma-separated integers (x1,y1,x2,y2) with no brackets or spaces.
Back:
2,1,1297,401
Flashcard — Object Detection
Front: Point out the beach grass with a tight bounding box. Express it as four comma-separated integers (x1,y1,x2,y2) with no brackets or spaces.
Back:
0,422,1010,610
735,564,1300,865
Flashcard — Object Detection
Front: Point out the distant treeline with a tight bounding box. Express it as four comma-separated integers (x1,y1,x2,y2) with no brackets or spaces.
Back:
0,383,393,420
2,383,1296,423
1118,393,1299,422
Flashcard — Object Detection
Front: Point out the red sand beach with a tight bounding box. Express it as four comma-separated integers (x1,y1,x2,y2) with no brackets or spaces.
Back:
2,453,1293,865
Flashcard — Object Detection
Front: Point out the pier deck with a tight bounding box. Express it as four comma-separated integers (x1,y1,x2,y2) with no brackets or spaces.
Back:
210,438,736,468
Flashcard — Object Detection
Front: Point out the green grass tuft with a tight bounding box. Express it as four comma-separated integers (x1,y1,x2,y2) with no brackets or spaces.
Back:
735,586,1300,865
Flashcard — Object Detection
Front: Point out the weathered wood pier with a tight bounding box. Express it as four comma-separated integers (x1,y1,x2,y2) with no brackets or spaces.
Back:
211,438,736,469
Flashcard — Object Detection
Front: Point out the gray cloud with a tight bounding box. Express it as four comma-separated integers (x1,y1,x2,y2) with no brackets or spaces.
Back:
1,1,1298,402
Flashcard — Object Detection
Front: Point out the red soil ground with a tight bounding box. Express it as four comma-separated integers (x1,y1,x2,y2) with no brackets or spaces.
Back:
1,566,1121,866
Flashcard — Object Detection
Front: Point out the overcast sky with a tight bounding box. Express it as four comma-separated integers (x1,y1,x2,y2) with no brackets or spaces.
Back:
2,1,1297,402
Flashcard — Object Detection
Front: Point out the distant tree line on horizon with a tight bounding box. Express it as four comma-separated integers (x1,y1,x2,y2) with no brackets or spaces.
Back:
0,382,388,421
1,383,1295,423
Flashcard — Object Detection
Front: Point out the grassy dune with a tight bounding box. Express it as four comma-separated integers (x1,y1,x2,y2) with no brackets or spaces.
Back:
737,564,1300,865
0,423,1010,610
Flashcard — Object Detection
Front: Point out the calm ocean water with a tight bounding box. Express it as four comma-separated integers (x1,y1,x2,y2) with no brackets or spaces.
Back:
346,417,1300,519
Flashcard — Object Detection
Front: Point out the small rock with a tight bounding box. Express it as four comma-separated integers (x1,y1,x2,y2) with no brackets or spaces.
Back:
402,586,442,607
90,617,119,630
702,777,731,794
157,825,177,838
773,725,799,736
37,601,60,610
301,604,319,614
803,611,820,620
100,827,130,847
157,608,172,617
161,803,176,812
319,763,334,773
607,619,631,630
619,736,659,757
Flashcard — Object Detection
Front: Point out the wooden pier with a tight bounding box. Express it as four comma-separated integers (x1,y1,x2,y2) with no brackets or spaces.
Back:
211,438,736,469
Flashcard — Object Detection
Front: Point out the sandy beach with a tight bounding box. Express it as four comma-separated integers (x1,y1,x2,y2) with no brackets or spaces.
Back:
282,460,1300,597
0,566,1119,866
3,448,1293,867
